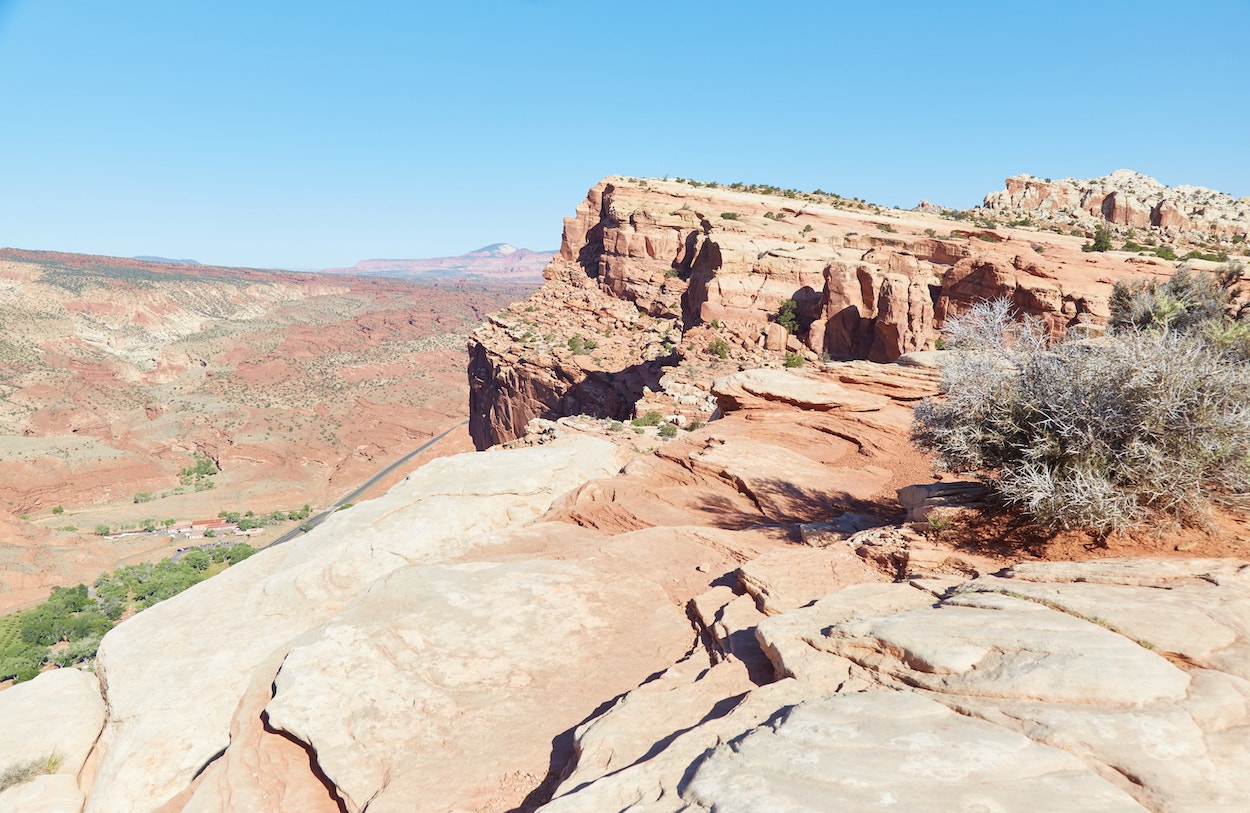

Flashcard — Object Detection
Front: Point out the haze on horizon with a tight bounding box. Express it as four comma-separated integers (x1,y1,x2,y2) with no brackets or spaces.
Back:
0,0,1246,269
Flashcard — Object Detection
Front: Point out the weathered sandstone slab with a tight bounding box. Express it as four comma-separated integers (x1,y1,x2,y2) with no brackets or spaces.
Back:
264,559,693,813
87,436,622,813
539,557,1250,812
710,367,889,413
0,668,105,780
737,544,886,615
0,774,87,813
681,692,1148,813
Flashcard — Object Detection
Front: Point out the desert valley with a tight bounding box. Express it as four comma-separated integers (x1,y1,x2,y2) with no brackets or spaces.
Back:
1,171,1250,813
0,247,541,609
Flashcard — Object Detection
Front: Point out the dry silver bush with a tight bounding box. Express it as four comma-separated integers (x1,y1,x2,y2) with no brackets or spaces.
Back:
914,298,1250,533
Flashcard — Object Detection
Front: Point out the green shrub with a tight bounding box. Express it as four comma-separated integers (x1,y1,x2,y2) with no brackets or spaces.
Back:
719,212,740,220
708,338,730,359
659,423,678,438
875,222,896,233
776,299,800,335
51,506,64,515
1183,248,1230,262
1081,224,1113,252
913,296,1250,533
685,420,706,431
1154,245,1178,261
784,351,805,368
632,411,663,427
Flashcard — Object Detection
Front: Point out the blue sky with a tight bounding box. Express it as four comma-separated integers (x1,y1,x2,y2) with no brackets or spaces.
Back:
0,1,1246,269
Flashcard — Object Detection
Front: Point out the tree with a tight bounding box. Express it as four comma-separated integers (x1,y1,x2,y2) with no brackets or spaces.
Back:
182,550,211,571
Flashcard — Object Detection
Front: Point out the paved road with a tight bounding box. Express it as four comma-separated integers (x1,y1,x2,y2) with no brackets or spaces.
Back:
266,420,468,548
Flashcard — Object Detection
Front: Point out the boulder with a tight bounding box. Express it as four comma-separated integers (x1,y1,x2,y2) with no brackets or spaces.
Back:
737,545,886,615
711,368,889,413
896,479,989,522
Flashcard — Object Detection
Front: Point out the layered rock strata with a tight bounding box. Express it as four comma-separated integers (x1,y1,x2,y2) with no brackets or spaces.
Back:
469,176,1185,449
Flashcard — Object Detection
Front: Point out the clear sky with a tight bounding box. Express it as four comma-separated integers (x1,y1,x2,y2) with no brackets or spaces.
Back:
1,1,1246,269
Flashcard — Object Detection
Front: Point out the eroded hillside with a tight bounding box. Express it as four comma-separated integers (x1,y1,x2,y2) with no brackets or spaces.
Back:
0,249,533,608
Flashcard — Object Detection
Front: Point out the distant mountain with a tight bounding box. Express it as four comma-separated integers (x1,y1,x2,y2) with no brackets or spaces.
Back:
132,255,201,265
323,244,555,281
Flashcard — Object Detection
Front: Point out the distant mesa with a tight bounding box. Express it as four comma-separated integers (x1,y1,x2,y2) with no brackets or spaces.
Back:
322,244,555,281
132,255,201,265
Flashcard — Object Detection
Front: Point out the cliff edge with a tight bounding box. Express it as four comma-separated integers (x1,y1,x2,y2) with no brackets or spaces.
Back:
468,175,1214,450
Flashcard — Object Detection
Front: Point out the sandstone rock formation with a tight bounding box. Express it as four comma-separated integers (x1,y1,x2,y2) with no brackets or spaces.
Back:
469,176,1188,449
982,169,1250,243
541,559,1250,813
0,669,105,813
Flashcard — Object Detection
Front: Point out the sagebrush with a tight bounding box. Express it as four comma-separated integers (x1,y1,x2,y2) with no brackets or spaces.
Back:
913,282,1250,533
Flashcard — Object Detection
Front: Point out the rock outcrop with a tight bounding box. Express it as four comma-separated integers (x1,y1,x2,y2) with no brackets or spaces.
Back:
541,559,1250,813
469,176,1184,449
982,169,1250,243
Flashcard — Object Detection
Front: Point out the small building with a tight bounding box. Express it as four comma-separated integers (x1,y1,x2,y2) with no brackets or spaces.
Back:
189,519,239,537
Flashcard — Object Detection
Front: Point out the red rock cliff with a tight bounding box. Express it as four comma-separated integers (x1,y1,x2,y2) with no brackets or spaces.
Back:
468,176,1182,449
